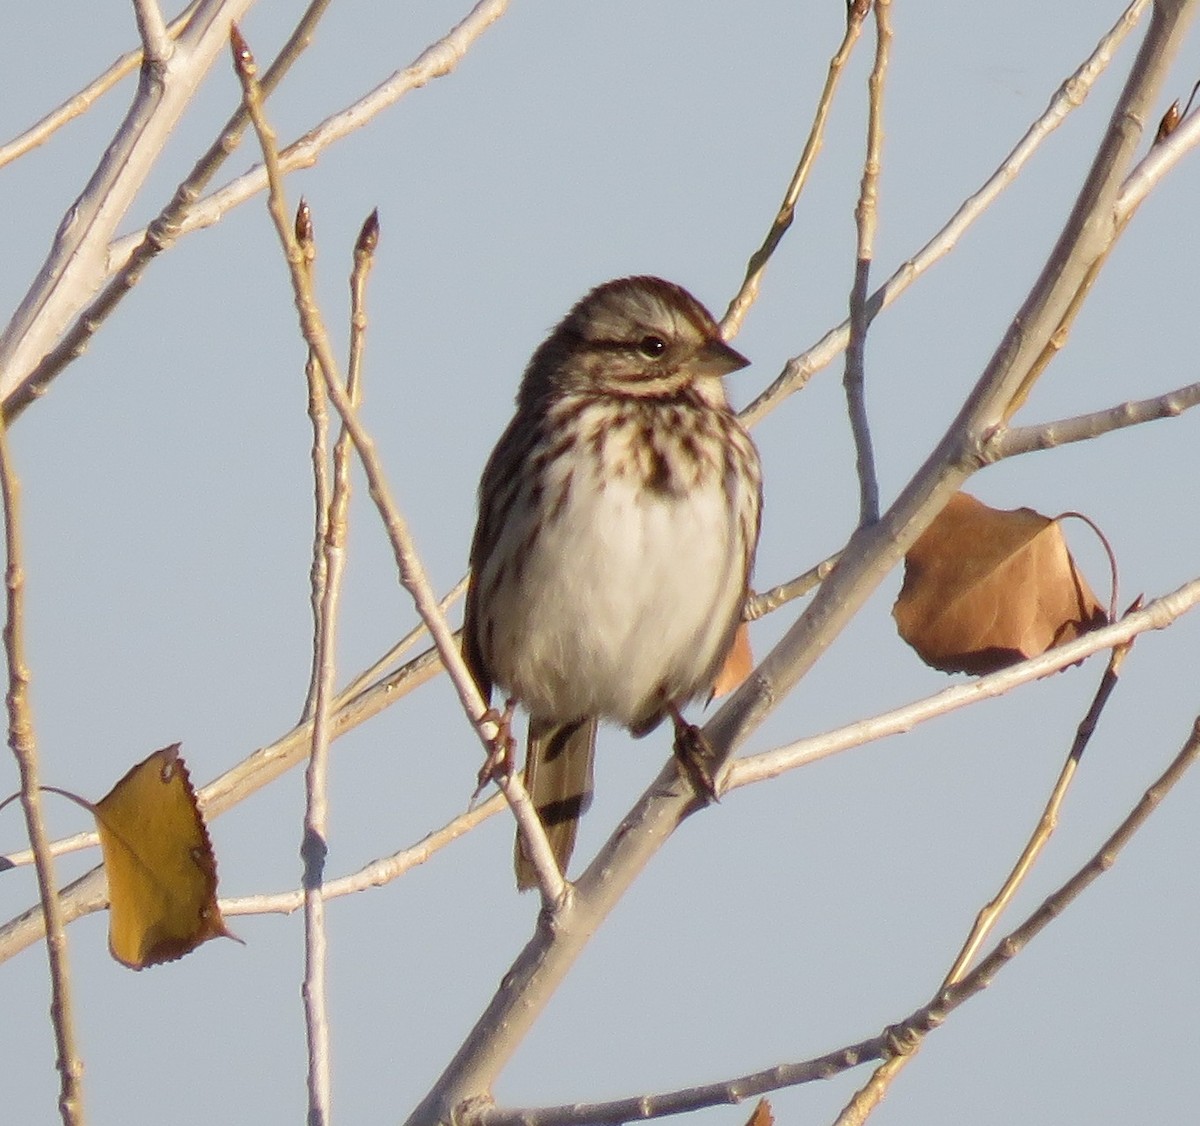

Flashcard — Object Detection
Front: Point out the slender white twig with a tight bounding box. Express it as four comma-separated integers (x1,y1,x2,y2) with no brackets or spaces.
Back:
719,5,868,337
103,0,512,280
843,0,890,526
131,0,173,66
298,211,377,1124
0,600,454,962
727,576,1200,790
2,0,337,425
1118,96,1200,215
744,553,840,621
295,208,374,1126
298,202,332,723
0,3,200,170
740,0,1151,428
467,713,1200,1126
0,408,84,1119
231,27,566,911
0,0,257,404
221,793,505,917
302,487,336,1125
407,13,1200,1099
986,380,1200,459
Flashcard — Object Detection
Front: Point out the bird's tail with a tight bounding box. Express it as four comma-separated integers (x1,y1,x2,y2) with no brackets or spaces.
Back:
515,716,597,890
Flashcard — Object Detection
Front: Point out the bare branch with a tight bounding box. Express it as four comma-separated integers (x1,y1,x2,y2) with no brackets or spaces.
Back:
831,636,1135,1126
0,408,84,1118
844,0,891,526
740,0,1151,429
90,0,512,312
985,379,1200,459
0,3,200,170
0,0,258,406
298,200,332,723
470,711,1200,1126
231,25,566,912
221,793,505,918
131,0,172,67
719,6,869,337
728,576,1200,790
2,0,337,424
744,553,839,621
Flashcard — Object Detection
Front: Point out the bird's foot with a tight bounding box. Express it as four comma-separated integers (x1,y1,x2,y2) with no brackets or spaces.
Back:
472,700,517,803
669,704,721,805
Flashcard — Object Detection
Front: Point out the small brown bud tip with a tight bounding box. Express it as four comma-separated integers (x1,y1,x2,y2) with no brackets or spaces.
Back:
295,199,314,247
848,0,872,22
356,210,380,255
1155,100,1181,144
1162,79,1200,143
230,26,255,78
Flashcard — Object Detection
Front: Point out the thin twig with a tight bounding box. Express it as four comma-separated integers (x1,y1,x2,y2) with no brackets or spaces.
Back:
1,0,338,423
298,201,331,723
1118,83,1200,214
0,0,260,409
296,202,367,1126
844,0,890,526
0,604,453,962
469,711,1200,1126
0,3,200,170
131,0,173,67
230,27,566,911
299,210,377,1122
984,379,1200,460
0,407,84,1119
720,5,869,338
739,0,1151,429
105,0,512,277
727,576,1200,791
744,553,840,620
221,792,505,917
831,634,1135,1126
949,637,1133,984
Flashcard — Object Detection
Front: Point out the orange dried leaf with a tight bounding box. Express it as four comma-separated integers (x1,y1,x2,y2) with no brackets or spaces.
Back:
711,621,754,698
95,744,238,969
893,492,1107,675
745,1099,774,1126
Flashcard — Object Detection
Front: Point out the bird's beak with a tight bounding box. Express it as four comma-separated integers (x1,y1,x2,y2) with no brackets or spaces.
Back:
698,337,750,378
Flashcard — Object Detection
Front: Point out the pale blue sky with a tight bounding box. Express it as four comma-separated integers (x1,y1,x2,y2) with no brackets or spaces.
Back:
2,3,1198,1124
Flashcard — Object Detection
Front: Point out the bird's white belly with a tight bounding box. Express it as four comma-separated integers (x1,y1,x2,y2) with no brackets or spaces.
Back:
487,471,745,727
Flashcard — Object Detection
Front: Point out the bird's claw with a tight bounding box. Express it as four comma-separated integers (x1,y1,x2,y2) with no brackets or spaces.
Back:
472,702,517,805
669,706,721,804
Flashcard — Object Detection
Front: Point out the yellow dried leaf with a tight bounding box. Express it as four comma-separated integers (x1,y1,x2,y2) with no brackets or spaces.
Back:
95,744,238,969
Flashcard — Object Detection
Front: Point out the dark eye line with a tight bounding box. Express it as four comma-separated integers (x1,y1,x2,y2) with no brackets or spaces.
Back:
585,338,668,356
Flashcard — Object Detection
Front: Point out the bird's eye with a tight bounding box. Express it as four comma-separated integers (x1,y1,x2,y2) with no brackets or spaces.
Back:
638,335,667,359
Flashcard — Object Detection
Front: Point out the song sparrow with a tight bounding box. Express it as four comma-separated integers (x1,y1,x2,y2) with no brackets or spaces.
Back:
464,276,763,889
